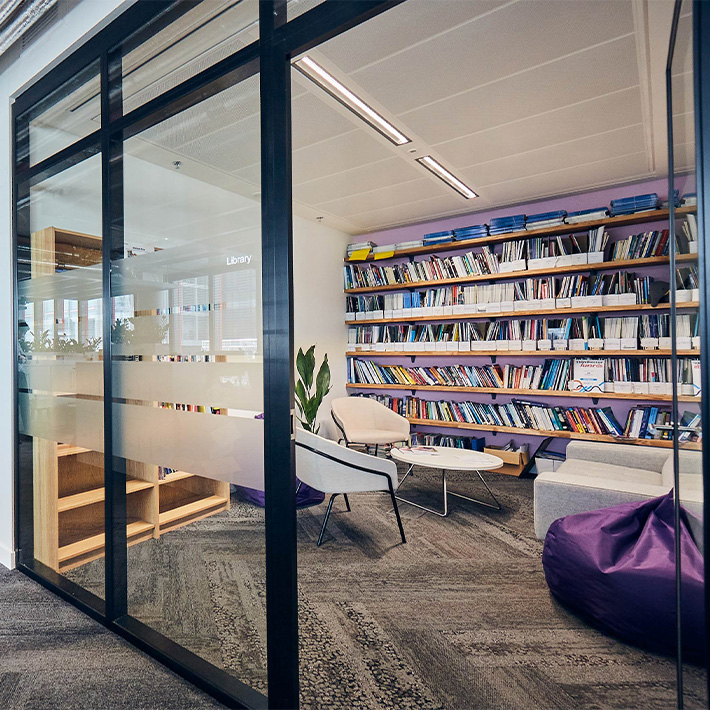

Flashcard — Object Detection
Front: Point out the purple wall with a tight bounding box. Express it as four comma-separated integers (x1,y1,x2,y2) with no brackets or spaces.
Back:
366,176,692,246
348,178,696,457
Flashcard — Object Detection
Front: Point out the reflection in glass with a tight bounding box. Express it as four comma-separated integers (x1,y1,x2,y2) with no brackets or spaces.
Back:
18,60,101,167
17,153,105,598
670,1,706,706
121,0,259,114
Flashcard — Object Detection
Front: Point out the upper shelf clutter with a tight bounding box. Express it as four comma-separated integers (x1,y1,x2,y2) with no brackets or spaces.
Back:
344,192,697,263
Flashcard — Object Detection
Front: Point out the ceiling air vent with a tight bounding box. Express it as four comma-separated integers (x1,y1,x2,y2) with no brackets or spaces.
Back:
20,0,58,51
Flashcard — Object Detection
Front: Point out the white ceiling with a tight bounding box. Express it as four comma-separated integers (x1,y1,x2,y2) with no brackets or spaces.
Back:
36,0,693,236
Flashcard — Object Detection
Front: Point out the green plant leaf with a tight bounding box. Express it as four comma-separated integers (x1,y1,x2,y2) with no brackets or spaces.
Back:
303,345,316,390
296,348,307,388
315,354,331,399
295,380,308,416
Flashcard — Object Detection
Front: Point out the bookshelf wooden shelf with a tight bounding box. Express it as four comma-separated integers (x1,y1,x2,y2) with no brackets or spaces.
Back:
344,253,697,295
58,478,154,513
158,494,229,527
406,417,701,450
158,471,196,484
346,382,699,402
345,207,696,263
345,302,698,326
58,519,155,570
346,349,700,358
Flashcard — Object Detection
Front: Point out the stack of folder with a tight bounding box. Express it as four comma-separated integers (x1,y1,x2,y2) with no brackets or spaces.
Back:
565,207,608,224
525,210,566,231
609,193,659,216
346,240,377,257
453,224,488,240
394,239,424,252
489,214,525,235
423,230,455,246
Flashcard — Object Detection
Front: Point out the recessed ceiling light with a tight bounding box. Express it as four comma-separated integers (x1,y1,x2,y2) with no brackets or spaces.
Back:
416,156,477,199
294,55,411,146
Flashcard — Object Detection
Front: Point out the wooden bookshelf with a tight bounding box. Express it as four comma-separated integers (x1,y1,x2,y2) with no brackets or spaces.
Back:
344,207,702,456
345,302,698,326
344,253,697,295
345,206,696,263
346,382,699,402
29,225,232,573
346,349,700,358
406,417,702,450
33,439,231,573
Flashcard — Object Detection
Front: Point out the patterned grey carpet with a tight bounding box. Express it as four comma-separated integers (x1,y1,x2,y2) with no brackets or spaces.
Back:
8,467,710,709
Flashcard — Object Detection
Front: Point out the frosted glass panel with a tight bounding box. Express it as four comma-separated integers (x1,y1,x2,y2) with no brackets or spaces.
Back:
116,72,267,694
16,154,105,596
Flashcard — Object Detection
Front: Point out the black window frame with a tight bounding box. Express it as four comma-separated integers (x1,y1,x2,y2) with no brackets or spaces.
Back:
11,1,400,708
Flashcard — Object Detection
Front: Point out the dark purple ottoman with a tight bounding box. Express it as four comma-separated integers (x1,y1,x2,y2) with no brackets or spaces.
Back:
542,491,705,658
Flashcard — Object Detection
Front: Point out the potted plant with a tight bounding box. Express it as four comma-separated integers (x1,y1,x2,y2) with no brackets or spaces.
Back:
295,345,331,434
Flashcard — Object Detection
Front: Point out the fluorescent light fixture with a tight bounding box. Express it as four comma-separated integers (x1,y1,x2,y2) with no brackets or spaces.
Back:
416,156,478,199
294,55,411,146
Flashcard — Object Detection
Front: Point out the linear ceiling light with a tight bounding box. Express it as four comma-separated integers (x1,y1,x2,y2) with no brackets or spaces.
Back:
416,155,478,199
294,55,411,146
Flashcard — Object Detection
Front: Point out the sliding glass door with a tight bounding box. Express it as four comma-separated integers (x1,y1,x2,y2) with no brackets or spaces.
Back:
668,1,707,707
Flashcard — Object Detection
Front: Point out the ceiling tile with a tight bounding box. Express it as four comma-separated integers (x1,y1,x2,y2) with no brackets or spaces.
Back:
291,128,393,184
291,88,360,150
314,176,450,217
400,35,639,145
465,124,647,187
435,87,643,167
343,0,634,115
293,156,422,205
317,0,507,74
481,152,652,205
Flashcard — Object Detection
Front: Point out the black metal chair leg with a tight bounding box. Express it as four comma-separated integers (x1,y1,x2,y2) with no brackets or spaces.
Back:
343,493,351,512
317,494,338,546
388,481,407,544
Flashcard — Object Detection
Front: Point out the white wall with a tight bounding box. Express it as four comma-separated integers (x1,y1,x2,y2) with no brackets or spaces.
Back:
0,0,147,569
293,217,350,439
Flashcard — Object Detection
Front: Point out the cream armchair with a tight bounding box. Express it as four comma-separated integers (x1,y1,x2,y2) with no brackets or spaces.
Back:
295,428,406,546
330,396,411,453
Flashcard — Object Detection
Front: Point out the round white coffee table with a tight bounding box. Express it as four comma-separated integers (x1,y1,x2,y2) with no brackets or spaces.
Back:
390,446,505,517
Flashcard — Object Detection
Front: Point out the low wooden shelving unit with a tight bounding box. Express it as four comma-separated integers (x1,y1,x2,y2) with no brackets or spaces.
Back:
36,442,230,573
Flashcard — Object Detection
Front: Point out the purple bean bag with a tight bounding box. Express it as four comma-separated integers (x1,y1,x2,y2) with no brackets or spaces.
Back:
235,481,325,508
542,491,705,658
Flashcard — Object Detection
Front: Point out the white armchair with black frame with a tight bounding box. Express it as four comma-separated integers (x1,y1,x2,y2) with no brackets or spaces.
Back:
330,396,411,455
295,428,407,547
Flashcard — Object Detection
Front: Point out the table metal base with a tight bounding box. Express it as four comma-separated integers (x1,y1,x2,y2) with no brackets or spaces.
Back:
395,465,501,517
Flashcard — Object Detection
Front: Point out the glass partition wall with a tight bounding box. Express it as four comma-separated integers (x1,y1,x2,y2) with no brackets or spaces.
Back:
11,1,710,709
669,1,707,706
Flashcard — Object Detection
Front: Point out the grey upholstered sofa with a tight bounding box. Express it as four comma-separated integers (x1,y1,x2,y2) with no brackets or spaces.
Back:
534,441,703,540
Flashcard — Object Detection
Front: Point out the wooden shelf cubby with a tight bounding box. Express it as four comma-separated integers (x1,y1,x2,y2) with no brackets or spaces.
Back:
34,440,231,573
